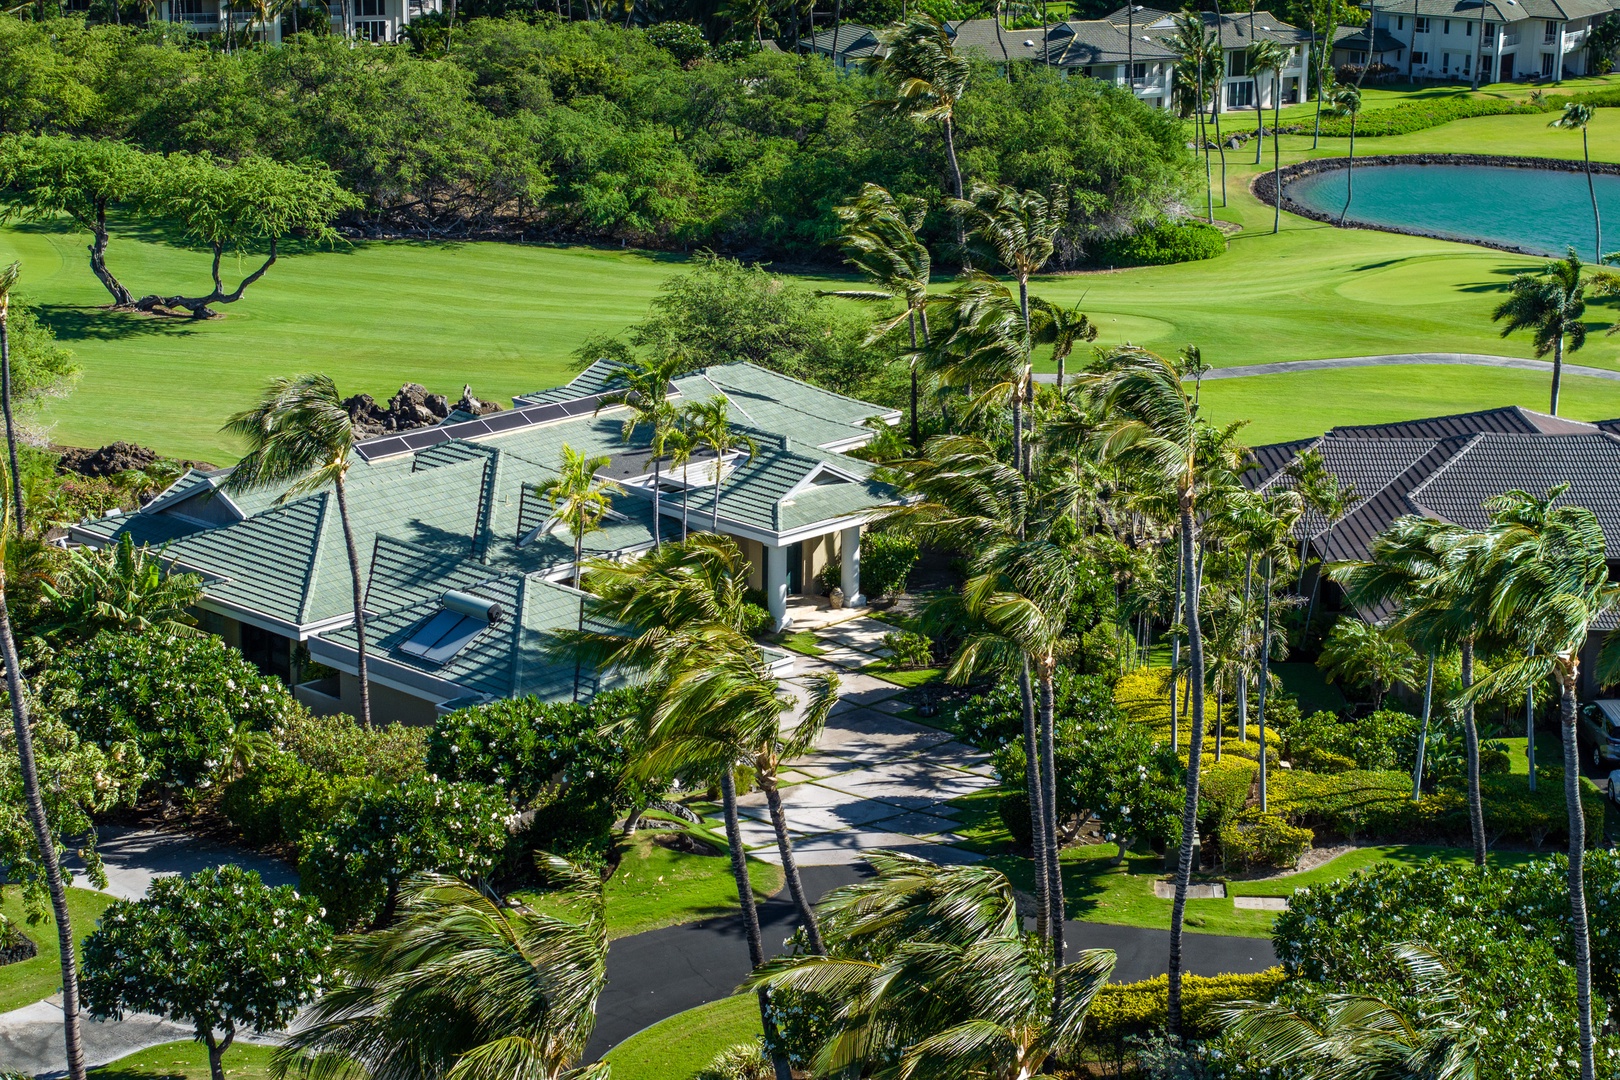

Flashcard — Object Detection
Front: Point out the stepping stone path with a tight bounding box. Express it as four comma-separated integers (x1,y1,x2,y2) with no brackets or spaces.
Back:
1233,895,1291,911
736,615,996,866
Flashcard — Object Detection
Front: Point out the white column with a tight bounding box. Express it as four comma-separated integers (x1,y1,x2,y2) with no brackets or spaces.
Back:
766,543,790,631
840,525,865,608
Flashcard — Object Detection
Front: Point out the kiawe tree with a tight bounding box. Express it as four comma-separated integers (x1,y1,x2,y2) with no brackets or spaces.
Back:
83,866,331,1080
0,134,152,307
136,154,358,319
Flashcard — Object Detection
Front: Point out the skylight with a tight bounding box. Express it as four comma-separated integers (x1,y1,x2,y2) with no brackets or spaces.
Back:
399,590,503,665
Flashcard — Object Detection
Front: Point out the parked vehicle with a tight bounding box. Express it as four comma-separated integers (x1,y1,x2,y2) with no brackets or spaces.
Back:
1580,701,1620,770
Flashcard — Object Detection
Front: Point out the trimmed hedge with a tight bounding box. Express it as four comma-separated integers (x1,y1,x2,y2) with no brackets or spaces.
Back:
1085,968,1285,1044
1314,95,1548,138
1090,219,1226,267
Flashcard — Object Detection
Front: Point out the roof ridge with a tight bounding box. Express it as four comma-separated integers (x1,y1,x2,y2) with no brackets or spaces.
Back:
296,492,333,625
1404,432,1488,511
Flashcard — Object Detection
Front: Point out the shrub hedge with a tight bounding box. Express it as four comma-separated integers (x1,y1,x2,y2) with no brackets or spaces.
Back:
816,530,919,599
1089,219,1226,267
1314,95,1547,138
1085,968,1285,1044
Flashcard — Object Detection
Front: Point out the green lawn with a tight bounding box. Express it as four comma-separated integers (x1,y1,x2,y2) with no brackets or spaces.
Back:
0,885,117,1012
524,827,782,940
20,81,1620,460
862,661,943,688
89,1041,280,1080
599,993,764,1080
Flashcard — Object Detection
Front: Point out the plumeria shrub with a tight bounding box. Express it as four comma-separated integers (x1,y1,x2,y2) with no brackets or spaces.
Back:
957,666,1119,750
52,629,303,799
82,865,330,1080
298,775,512,929
1275,856,1620,1078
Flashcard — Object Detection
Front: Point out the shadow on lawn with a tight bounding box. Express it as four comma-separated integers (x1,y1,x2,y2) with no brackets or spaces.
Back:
33,304,197,343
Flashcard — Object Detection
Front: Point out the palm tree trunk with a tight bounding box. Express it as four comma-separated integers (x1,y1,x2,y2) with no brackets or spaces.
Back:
763,778,826,954
1462,640,1485,866
1237,552,1253,741
1,309,24,537
1253,73,1264,165
333,477,371,728
572,532,586,703
1340,112,1357,225
908,310,921,448
1312,51,1324,146
1256,558,1272,810
1526,645,1537,794
0,577,87,1080
1561,665,1597,1080
1213,676,1223,761
1011,390,1026,479
1412,653,1434,801
681,459,690,541
719,769,793,1080
1196,55,1212,223
1019,659,1051,943
1169,537,1183,753
1038,659,1064,968
1552,332,1565,417
1167,503,1206,1037
942,116,965,202
1272,74,1282,235
1586,128,1602,263
1211,95,1228,208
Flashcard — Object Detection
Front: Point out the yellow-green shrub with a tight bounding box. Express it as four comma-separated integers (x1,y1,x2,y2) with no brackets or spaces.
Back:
1085,968,1286,1044
1219,807,1313,869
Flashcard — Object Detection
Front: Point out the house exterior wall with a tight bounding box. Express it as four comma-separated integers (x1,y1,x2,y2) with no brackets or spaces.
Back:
1060,61,1175,108
1217,45,1306,112
1372,10,1598,84
338,671,441,726
158,0,439,43
804,533,836,595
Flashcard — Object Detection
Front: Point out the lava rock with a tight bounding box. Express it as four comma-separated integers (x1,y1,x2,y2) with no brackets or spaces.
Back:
57,441,160,478
455,384,502,417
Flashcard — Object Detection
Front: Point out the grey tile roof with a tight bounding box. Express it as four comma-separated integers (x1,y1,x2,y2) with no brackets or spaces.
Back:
1333,25,1408,53
1048,18,1180,65
1261,436,1444,539
803,23,883,59
1143,8,1310,48
1326,405,1598,440
1390,0,1619,22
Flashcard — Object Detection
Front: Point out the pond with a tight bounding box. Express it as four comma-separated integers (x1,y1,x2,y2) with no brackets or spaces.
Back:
1286,162,1620,259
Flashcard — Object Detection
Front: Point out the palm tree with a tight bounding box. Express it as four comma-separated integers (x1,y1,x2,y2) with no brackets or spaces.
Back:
40,533,204,640
272,861,610,1080
681,397,757,533
1164,8,1217,222
1030,297,1097,390
1491,248,1587,416
747,852,1116,1077
953,532,1083,968
1553,104,1602,263
869,15,971,201
1477,487,1617,1080
825,184,933,447
0,472,86,1080
1221,943,1482,1079
721,0,771,45
0,262,24,537
597,353,683,551
223,374,372,727
537,444,624,702
1083,343,1212,1035
1316,618,1419,710
921,274,1035,476
1247,40,1290,170
1239,491,1301,811
1332,515,1493,863
1329,83,1363,225
1287,448,1355,645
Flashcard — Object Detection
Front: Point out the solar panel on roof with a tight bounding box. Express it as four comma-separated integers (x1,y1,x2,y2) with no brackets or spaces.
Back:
398,608,489,665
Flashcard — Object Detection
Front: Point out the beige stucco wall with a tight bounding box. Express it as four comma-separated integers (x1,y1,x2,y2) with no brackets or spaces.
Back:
338,672,441,727
804,534,836,595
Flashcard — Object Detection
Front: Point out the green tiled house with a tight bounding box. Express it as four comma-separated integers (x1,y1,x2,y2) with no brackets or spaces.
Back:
73,362,900,724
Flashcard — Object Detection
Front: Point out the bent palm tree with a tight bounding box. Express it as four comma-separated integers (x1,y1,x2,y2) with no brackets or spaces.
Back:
1477,487,1617,1080
748,851,1116,1077
272,860,609,1080
1491,248,1586,416
597,353,683,550
223,374,371,726
869,15,971,201
1247,40,1290,169
1083,343,1211,1035
681,397,757,533
537,444,624,701
1552,103,1602,262
0,262,24,535
1030,297,1097,390
1329,83,1363,224
825,184,933,446
1164,9,1217,220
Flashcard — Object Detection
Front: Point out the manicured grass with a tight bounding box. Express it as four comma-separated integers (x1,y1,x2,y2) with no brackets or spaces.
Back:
21,80,1620,460
1500,732,1565,775
600,993,764,1080
538,828,782,940
90,1040,279,1080
0,885,117,1012
862,661,943,688
774,629,825,657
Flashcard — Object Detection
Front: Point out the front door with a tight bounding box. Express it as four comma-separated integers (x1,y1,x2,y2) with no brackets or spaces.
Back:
786,541,804,595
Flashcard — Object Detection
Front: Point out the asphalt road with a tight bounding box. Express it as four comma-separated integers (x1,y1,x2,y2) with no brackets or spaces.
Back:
584,864,1278,1060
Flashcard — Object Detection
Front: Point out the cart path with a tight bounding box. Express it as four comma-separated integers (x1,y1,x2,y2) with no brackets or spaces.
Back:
1034,352,1620,383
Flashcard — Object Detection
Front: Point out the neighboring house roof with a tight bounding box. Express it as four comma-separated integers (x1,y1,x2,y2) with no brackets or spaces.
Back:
1104,4,1175,27
1142,9,1310,49
1383,0,1617,23
801,23,883,59
1333,25,1409,53
1248,407,1620,569
1048,19,1180,65
71,362,901,705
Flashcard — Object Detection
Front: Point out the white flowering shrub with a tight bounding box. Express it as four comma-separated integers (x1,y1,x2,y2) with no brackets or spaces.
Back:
82,865,330,1080
298,775,512,929
53,629,304,799
1275,856,1620,1077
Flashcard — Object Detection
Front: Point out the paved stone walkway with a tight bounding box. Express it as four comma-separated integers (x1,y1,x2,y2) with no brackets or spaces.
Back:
1035,352,1620,384
738,615,996,866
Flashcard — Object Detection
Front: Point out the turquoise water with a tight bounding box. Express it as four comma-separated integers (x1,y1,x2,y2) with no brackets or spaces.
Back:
1286,163,1620,258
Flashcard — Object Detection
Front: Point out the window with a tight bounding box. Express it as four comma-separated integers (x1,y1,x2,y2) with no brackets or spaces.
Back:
1412,50,1428,65
171,0,218,21
1441,52,1450,71
1483,21,1494,36
1542,51,1555,74
1396,15,1404,30
1229,49,1248,75
1463,53,1471,72
354,0,384,15
354,18,388,40
1227,80,1254,107
1132,61,1147,80
1544,20,1558,43
1466,20,1473,36
1443,19,1451,33
1414,16,1430,33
